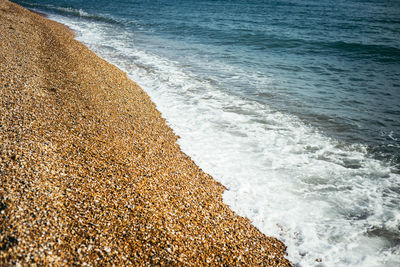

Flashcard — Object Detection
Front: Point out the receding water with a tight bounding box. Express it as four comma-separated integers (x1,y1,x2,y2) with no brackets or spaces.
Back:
17,0,400,266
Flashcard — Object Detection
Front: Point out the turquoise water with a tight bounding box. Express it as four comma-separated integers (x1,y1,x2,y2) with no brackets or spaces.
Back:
17,0,400,266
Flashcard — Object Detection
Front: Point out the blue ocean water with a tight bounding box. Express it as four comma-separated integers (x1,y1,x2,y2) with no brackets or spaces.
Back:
16,0,400,266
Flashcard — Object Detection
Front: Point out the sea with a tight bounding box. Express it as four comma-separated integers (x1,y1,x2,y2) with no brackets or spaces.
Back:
15,0,400,266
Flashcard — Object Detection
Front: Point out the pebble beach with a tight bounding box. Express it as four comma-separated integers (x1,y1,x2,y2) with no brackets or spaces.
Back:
0,0,292,265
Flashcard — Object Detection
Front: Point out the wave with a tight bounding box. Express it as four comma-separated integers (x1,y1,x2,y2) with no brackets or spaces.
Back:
162,21,400,63
325,41,400,61
17,1,121,25
259,37,400,62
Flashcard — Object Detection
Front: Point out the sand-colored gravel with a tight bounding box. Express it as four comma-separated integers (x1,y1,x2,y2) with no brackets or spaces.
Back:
0,0,292,265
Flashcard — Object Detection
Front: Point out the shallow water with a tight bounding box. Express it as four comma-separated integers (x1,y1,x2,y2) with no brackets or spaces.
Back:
17,0,400,266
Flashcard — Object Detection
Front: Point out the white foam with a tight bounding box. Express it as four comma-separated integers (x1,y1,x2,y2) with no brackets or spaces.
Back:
48,14,400,267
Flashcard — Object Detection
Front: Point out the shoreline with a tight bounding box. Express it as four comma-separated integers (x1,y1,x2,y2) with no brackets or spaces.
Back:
0,0,292,265
26,8,48,18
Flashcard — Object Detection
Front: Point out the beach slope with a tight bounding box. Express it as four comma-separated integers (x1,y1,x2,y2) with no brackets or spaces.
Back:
0,0,292,265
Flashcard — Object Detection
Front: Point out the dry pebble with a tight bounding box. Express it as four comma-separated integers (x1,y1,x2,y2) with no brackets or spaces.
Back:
0,0,293,265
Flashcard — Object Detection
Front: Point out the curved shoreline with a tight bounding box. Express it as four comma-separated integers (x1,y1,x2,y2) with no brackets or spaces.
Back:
0,0,292,265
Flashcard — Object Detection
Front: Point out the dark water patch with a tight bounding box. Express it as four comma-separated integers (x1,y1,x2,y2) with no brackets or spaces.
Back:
323,41,400,62
367,227,400,247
